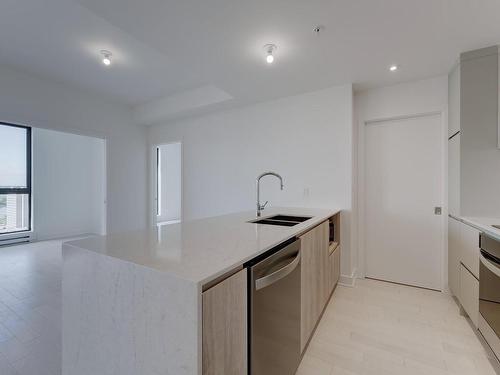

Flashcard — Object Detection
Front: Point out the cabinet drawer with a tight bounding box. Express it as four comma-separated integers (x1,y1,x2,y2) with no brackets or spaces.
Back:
460,223,480,278
459,264,479,328
448,217,461,296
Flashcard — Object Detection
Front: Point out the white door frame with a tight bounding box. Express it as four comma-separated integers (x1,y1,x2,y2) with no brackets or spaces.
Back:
100,138,107,235
357,110,448,291
149,141,183,227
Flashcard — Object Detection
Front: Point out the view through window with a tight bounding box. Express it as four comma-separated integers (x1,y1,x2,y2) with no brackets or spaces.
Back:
0,123,31,234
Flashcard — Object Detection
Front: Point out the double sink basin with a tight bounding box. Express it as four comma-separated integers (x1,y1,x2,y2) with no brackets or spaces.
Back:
249,214,312,227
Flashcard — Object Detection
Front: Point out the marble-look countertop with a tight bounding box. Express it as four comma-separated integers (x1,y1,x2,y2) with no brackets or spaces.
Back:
64,207,339,286
449,214,500,242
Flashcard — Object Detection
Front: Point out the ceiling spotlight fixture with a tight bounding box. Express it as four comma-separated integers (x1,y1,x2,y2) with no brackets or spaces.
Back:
389,64,398,72
264,44,277,64
100,50,112,66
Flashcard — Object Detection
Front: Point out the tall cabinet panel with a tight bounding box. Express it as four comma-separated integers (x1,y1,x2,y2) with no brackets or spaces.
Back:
447,45,499,330
448,61,461,217
448,134,460,217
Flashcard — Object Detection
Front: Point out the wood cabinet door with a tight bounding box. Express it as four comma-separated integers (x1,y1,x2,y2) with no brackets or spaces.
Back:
300,221,329,351
202,269,247,375
448,217,461,296
328,250,335,294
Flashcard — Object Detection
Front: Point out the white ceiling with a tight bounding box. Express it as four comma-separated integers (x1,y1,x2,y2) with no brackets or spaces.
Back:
2,0,500,122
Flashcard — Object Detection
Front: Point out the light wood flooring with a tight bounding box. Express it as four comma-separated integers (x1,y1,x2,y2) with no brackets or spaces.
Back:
297,278,499,375
0,238,86,375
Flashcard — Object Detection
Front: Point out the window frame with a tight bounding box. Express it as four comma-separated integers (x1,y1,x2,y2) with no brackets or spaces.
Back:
0,121,32,233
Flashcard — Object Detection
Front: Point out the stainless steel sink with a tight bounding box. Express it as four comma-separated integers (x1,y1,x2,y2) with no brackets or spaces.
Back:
266,215,312,223
249,215,313,227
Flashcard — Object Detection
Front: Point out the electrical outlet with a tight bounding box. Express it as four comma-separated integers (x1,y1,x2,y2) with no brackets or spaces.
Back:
303,187,310,198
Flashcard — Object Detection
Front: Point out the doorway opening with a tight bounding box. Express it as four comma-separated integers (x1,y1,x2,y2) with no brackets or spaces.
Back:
154,142,182,225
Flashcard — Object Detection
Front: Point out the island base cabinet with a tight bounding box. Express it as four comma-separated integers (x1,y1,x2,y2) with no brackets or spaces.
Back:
459,264,479,327
202,269,247,375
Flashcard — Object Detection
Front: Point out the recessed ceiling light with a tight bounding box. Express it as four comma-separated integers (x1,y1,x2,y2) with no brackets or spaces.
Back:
389,64,398,72
264,44,277,64
100,50,112,66
313,25,325,35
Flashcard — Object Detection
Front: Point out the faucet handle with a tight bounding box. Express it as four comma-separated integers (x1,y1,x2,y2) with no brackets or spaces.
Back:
261,201,269,210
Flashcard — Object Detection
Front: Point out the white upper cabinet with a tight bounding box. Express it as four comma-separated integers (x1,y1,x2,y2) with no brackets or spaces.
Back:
459,46,500,216
448,46,500,217
448,63,460,138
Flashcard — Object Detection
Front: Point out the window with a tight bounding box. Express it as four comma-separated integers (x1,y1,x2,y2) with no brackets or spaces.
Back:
0,123,31,234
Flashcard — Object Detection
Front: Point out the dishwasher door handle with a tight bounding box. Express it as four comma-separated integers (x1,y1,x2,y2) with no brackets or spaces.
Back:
255,251,300,291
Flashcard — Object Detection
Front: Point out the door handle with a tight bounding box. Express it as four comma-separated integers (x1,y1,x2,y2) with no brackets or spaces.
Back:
255,252,300,291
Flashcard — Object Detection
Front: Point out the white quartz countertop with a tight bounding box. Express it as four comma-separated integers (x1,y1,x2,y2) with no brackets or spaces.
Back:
64,207,339,286
450,214,500,241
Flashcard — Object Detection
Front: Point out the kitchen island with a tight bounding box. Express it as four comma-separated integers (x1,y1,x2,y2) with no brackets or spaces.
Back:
62,207,340,375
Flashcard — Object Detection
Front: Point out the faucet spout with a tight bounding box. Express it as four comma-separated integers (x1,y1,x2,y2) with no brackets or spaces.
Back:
256,171,284,217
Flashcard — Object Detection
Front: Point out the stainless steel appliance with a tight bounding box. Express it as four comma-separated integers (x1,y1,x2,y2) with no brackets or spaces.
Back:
248,238,301,375
479,233,500,360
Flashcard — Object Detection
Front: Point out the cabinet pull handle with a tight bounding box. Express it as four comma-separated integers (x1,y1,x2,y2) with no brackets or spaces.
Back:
255,252,300,291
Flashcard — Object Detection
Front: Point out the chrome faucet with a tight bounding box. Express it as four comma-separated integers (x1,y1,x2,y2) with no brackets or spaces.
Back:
256,171,284,217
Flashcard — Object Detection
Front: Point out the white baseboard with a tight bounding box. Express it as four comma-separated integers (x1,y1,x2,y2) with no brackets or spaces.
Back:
339,267,357,287
34,232,96,242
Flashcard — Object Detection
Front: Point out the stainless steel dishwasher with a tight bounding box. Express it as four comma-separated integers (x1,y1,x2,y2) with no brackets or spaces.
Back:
248,238,301,375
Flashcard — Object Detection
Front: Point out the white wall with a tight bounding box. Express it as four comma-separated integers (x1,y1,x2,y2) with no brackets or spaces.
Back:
33,128,105,240
148,85,355,278
0,64,147,233
157,142,182,222
354,76,449,286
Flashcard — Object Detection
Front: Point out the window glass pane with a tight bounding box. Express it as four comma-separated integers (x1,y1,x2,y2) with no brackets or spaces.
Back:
0,194,29,233
0,125,27,188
